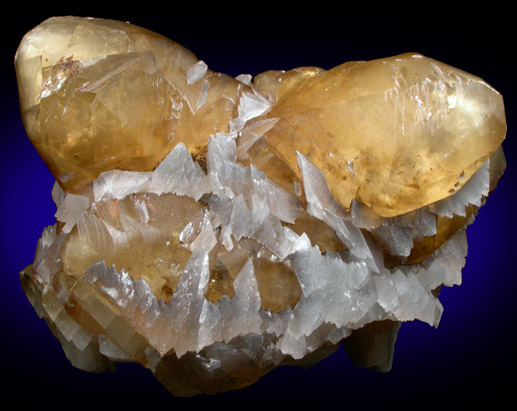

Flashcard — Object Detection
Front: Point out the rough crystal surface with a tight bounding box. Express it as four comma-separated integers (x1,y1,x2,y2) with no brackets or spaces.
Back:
16,16,507,397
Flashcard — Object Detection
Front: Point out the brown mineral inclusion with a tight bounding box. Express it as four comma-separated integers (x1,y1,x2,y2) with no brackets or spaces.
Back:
15,16,507,397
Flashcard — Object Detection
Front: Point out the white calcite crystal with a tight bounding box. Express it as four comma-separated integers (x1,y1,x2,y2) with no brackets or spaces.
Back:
16,17,506,397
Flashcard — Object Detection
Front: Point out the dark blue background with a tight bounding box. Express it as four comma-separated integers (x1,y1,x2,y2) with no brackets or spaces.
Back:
2,13,515,408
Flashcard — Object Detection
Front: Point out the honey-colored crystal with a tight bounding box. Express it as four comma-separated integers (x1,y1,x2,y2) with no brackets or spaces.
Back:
15,17,249,192
16,18,505,216
61,193,204,303
246,54,506,217
16,16,507,398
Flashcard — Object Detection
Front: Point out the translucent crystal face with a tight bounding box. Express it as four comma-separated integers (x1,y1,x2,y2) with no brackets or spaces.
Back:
247,54,506,217
62,193,202,302
16,16,506,397
15,17,249,192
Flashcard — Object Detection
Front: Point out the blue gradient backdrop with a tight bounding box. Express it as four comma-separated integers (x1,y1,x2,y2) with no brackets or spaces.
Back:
2,14,515,408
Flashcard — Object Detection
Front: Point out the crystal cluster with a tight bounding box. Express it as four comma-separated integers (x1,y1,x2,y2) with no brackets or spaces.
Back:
16,17,507,396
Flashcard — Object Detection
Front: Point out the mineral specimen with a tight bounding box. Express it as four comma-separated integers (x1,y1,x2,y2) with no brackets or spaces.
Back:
15,16,507,397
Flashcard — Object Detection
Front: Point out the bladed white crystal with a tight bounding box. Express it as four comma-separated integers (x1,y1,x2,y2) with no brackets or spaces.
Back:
186,60,208,85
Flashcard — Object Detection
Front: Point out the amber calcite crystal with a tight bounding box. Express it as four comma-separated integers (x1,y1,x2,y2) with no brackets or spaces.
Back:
15,17,249,192
248,55,506,217
16,16,506,397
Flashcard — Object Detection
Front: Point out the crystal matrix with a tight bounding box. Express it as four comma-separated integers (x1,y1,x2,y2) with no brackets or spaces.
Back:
15,17,507,396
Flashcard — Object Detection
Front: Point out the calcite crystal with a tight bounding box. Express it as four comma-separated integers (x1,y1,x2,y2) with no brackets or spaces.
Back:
16,17,507,396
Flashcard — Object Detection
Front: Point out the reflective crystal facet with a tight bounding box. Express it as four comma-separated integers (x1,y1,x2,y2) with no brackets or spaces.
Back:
16,16,506,397
15,17,250,192
246,54,506,217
